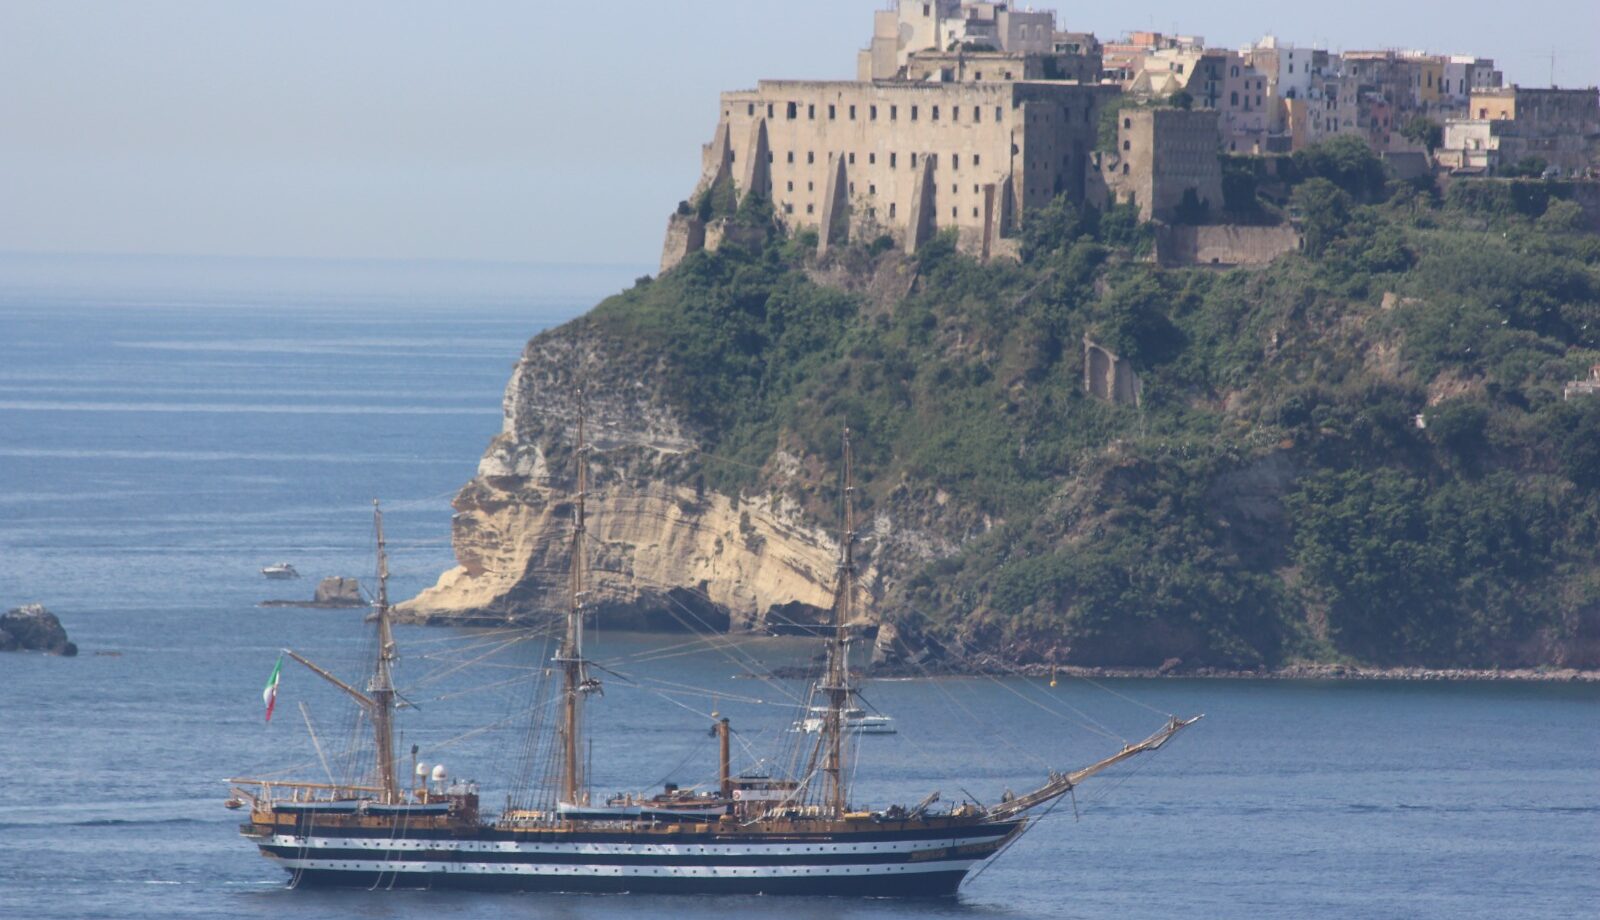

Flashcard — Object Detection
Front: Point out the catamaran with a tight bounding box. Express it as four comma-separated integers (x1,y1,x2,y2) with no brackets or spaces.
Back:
227,407,1199,895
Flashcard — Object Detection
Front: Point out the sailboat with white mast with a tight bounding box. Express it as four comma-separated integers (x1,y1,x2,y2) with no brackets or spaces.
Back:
227,401,1200,895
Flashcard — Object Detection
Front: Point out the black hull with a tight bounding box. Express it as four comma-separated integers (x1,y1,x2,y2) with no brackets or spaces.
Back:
249,816,1023,898
286,867,970,897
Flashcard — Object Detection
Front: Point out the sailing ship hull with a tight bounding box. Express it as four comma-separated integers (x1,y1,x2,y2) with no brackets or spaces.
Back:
247,818,1024,896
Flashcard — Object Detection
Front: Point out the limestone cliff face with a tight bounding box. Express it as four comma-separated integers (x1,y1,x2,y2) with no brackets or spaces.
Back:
400,323,851,631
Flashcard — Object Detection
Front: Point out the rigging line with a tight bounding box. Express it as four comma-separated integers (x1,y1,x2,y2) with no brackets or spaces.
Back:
896,647,1054,771
614,683,796,709
647,732,713,790
424,695,565,755
405,634,532,689
399,625,544,646
629,574,806,705
421,673,532,704
972,670,1127,744
938,632,1132,741
1067,670,1174,719
603,669,781,706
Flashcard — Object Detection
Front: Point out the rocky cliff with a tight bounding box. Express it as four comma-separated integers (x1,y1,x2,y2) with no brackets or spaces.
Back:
402,326,849,631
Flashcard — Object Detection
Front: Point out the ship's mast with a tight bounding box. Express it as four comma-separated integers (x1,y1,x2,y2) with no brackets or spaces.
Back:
369,499,399,804
819,428,857,816
557,389,595,806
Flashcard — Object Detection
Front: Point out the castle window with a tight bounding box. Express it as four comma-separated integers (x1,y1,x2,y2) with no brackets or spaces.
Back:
784,203,793,213
849,104,856,119
768,103,774,118
787,181,793,192
848,152,855,164
951,207,957,218
849,182,855,194
952,106,959,121
828,104,836,120
1003,71,1013,80
975,72,982,81
973,154,980,166
973,207,979,218
890,202,897,218
871,105,878,120
952,154,959,169
974,106,981,121
910,153,917,167
891,105,898,120
1122,163,1129,174
807,151,815,164
952,184,958,194
747,103,754,116
869,152,876,164
787,102,797,119
932,105,939,120
807,181,813,191
996,106,1002,121
890,152,897,167
1123,117,1131,128
1123,140,1130,150
808,104,815,119
869,184,876,195
806,203,814,214
787,151,795,164
911,105,919,121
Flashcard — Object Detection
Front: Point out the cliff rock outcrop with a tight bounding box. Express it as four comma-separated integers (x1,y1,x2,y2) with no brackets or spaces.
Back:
401,325,851,631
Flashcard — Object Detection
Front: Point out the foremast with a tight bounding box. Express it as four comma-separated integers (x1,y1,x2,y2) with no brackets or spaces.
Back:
368,499,399,804
817,428,858,816
272,500,401,804
556,389,598,807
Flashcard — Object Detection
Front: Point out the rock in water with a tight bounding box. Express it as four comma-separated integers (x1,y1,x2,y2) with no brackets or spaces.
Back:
0,604,77,656
313,577,363,606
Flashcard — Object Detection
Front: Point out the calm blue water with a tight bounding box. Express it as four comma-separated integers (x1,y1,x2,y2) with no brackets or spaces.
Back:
1,254,1596,920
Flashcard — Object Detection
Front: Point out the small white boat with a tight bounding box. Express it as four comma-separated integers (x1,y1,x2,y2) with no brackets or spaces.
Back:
261,562,300,579
790,705,896,735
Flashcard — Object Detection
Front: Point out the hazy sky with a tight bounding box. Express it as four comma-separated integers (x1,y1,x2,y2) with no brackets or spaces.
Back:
3,1,1596,267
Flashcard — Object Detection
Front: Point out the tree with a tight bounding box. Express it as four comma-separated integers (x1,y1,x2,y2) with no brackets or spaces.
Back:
1292,178,1353,256
1292,135,1388,200
1400,115,1443,152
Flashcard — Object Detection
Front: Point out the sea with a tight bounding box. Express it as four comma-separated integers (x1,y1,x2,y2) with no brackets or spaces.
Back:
1,252,1596,920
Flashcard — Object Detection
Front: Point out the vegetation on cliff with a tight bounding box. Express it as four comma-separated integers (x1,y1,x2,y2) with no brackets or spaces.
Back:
581,143,1599,671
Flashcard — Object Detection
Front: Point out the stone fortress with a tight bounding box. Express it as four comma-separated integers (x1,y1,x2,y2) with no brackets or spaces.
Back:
662,1,1119,267
660,1,1600,271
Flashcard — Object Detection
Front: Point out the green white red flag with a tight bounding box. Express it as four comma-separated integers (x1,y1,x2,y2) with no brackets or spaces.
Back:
262,653,283,722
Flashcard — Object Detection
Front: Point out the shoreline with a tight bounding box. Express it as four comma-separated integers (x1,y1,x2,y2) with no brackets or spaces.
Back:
866,662,1600,683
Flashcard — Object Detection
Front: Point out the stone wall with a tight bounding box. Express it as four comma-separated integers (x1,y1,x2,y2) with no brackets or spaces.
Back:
1155,223,1301,267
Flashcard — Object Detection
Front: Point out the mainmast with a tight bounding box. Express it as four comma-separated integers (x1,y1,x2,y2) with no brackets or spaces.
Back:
556,389,597,807
369,499,399,804
819,428,858,816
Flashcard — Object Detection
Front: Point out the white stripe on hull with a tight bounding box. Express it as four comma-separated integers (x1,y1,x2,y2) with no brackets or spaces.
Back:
266,832,1008,858
265,855,987,879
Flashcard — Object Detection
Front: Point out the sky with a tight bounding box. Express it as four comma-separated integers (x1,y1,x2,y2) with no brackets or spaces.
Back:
2,1,1596,268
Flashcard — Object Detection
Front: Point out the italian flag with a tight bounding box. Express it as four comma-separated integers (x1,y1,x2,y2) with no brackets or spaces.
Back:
262,654,283,722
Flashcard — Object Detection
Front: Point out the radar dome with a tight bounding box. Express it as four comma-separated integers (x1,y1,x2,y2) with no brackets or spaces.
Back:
430,764,448,783
415,762,429,776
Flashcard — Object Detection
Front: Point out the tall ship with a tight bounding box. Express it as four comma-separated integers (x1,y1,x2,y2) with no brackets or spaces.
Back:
228,406,1199,896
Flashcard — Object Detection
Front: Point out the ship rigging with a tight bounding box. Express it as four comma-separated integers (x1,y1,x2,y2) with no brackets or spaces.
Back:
227,397,1200,896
